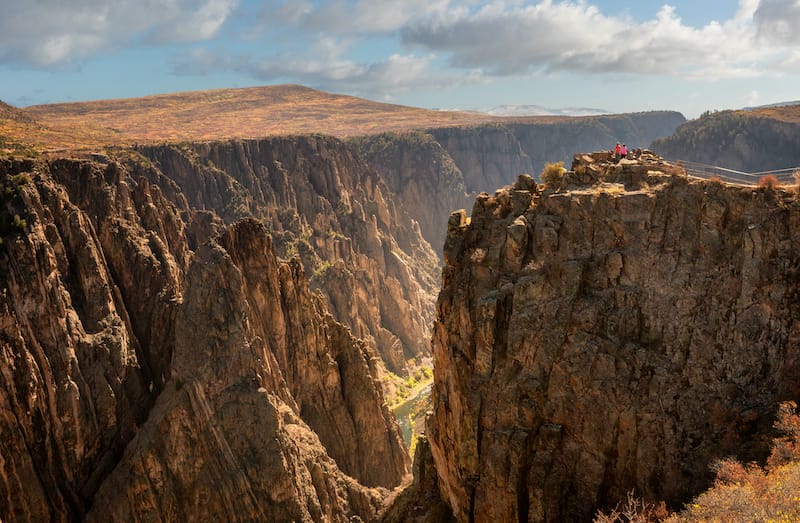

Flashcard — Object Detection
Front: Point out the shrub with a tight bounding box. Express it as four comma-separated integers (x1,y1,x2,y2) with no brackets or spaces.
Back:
540,161,566,186
310,261,333,281
13,214,26,231
766,400,800,470
758,174,780,189
594,491,668,522
669,402,800,522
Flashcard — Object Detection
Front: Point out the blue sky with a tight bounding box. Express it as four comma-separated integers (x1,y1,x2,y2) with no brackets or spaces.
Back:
2,0,800,118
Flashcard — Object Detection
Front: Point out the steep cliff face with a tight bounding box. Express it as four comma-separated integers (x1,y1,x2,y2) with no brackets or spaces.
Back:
431,112,685,191
427,155,800,521
0,156,409,522
429,125,534,200
87,220,406,522
137,137,439,375
352,132,471,255
652,109,800,171
358,113,684,258
0,158,173,520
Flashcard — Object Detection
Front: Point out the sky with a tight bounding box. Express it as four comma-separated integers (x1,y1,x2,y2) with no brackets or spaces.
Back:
2,0,800,118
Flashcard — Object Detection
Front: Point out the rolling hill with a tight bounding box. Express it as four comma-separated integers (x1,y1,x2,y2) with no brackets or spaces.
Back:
17,84,503,150
7,84,680,155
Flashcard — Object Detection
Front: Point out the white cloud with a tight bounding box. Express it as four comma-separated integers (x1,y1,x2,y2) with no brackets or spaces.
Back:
171,41,484,99
401,1,767,78
268,0,457,35
0,0,238,67
169,0,800,103
153,0,238,43
754,0,800,44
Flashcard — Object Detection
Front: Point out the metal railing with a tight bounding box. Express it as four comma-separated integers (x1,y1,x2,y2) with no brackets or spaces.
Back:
671,159,799,186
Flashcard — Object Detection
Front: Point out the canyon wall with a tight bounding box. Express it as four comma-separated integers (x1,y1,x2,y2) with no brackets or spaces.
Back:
358,112,684,255
427,156,800,521
136,138,439,375
652,109,800,172
431,112,685,193
0,154,409,522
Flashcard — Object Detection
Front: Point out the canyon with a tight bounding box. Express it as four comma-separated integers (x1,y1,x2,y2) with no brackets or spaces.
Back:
3,86,796,522
0,151,411,521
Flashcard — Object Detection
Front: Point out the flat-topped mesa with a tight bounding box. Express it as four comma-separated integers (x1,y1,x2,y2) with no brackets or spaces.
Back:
560,150,686,190
430,156,800,522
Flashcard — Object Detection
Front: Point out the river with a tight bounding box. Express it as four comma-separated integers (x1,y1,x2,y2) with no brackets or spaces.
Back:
392,381,433,447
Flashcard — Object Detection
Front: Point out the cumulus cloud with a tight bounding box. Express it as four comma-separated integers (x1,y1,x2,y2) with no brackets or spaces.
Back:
754,0,800,44
256,0,796,81
167,0,798,101
401,1,766,78
0,0,237,67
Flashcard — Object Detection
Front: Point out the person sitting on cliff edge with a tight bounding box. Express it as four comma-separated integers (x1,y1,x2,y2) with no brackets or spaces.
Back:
614,142,621,162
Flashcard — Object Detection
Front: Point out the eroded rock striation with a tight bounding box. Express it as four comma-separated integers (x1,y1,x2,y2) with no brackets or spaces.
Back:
137,137,438,375
0,154,409,522
427,153,800,521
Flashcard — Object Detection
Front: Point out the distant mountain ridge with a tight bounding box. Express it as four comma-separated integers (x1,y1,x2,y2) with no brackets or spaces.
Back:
652,104,800,171
487,104,610,117
744,100,800,110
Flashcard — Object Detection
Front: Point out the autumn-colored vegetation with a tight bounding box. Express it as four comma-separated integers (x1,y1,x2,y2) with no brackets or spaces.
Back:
669,401,800,522
4,84,668,156
595,402,800,523
540,161,566,186
3,84,531,155
758,174,781,188
749,103,800,125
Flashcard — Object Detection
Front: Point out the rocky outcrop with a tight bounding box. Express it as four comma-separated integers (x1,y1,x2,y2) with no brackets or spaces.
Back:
506,111,687,175
0,156,409,522
137,137,439,375
431,112,685,190
87,220,406,521
427,154,800,521
358,113,684,259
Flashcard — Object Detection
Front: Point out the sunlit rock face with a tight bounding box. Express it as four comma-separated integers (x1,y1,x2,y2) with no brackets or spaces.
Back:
0,152,410,522
427,155,800,521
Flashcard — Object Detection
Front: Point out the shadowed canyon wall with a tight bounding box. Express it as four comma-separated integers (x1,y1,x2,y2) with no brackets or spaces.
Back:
427,157,800,521
652,109,800,172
